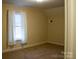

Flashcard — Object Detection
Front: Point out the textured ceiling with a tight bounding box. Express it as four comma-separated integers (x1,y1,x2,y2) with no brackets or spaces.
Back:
2,0,64,8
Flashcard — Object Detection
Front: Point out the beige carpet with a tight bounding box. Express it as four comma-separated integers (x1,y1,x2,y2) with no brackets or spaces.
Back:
3,43,64,59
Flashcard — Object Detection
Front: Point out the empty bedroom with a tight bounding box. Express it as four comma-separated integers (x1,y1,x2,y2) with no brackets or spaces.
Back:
2,0,65,59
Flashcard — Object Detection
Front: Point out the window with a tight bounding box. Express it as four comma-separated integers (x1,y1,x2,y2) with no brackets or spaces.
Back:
8,11,27,45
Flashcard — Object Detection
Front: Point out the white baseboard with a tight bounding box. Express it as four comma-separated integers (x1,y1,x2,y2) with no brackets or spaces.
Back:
2,41,47,53
2,41,64,53
47,41,64,46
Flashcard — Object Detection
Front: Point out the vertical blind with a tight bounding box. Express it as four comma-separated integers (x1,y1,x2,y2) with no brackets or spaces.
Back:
8,10,27,45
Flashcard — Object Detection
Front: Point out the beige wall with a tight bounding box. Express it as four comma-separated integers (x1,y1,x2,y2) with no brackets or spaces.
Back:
2,4,48,50
44,7,64,45
26,8,48,45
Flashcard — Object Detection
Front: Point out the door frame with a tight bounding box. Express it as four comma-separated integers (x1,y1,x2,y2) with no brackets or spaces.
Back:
64,0,76,59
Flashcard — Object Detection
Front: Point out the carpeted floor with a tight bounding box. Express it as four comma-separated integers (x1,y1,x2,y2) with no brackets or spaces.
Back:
3,43,64,59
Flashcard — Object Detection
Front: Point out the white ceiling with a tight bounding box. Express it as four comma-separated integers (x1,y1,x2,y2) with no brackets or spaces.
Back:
3,0,64,8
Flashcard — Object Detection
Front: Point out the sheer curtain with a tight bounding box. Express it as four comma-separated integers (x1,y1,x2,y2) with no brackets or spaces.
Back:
8,10,28,46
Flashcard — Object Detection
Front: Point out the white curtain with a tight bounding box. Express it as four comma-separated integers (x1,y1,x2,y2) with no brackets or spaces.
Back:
8,10,28,45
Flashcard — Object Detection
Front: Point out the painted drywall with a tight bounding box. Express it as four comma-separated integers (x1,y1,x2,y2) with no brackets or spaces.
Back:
2,4,48,50
44,7,64,45
26,9,48,45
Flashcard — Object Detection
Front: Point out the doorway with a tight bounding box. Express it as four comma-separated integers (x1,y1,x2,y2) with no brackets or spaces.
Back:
2,0,76,59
